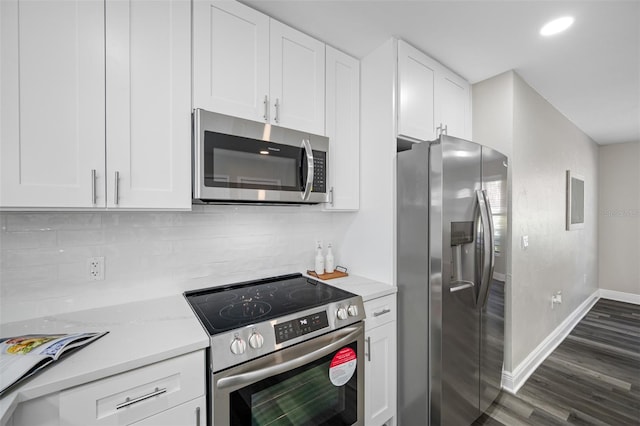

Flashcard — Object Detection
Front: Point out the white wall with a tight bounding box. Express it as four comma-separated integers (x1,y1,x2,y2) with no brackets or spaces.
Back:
473,71,600,371
510,73,599,369
0,206,355,323
598,141,640,295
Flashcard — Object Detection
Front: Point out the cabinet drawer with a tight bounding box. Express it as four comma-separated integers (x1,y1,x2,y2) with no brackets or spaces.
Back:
364,294,397,329
59,350,205,425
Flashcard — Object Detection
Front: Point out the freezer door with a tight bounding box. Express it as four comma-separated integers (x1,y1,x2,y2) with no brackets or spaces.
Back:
438,136,482,426
479,147,508,413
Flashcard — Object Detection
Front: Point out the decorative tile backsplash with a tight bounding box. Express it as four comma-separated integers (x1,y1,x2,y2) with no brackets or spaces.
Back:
0,205,355,323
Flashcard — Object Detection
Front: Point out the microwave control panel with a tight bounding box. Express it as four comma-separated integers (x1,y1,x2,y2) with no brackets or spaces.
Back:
312,151,326,193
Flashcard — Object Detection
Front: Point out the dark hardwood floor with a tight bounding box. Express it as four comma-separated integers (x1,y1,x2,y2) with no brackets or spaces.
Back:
474,299,640,426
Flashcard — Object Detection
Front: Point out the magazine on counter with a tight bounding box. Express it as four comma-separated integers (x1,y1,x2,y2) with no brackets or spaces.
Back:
0,332,108,397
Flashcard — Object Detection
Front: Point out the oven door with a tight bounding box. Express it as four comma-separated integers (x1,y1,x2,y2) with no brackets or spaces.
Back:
213,324,364,426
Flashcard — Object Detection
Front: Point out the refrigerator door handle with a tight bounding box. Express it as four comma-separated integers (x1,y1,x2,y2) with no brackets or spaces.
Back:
450,280,475,292
480,190,496,308
476,190,493,307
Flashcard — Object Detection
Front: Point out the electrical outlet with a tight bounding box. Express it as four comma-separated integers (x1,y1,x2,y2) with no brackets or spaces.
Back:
522,235,529,249
551,291,562,309
87,257,105,281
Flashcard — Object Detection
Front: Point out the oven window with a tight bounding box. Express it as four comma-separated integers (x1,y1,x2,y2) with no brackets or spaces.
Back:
230,342,358,426
204,131,304,191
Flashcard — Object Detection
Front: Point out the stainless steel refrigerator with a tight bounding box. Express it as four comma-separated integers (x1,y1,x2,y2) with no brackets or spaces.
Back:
397,135,508,425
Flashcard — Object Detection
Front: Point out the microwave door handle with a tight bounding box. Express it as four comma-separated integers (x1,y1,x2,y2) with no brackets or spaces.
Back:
301,138,314,200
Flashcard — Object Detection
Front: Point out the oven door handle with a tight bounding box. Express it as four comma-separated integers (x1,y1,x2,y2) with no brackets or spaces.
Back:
216,325,361,390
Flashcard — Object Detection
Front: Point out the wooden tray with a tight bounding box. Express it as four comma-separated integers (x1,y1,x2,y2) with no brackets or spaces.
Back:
306,269,348,280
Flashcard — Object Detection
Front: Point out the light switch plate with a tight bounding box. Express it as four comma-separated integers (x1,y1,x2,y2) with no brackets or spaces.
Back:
522,235,529,249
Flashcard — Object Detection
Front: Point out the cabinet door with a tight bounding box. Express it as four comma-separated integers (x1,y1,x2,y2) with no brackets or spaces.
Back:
105,0,191,209
130,396,205,426
59,350,205,425
397,40,438,142
0,0,105,208
437,68,472,140
270,20,325,135
192,0,269,122
365,321,398,426
325,46,359,211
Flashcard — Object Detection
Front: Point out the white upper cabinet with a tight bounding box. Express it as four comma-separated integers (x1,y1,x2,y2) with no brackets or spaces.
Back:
0,0,191,210
325,46,360,211
192,0,269,122
193,1,326,135
397,39,471,141
105,0,191,209
397,40,438,142
1,0,106,208
438,69,472,140
269,20,325,135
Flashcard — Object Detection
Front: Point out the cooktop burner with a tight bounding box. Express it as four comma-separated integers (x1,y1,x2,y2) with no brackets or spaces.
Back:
185,273,357,335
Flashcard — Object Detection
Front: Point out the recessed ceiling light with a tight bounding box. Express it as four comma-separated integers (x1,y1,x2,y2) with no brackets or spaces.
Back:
540,16,574,36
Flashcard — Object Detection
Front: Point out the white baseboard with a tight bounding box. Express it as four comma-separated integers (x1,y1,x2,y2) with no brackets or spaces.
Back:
598,289,640,305
501,290,600,394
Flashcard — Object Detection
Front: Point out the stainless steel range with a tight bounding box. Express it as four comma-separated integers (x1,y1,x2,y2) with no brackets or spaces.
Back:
185,273,365,426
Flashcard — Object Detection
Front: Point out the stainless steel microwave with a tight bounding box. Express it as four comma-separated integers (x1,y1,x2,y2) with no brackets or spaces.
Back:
193,109,329,204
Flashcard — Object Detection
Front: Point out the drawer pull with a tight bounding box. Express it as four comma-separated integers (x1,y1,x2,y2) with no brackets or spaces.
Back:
373,308,391,317
116,387,167,410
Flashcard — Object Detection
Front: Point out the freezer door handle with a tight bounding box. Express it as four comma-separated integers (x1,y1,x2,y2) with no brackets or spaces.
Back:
476,190,494,307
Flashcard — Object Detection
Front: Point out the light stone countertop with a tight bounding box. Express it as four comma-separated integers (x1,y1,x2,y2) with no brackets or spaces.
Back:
0,295,209,425
303,272,397,301
0,273,395,425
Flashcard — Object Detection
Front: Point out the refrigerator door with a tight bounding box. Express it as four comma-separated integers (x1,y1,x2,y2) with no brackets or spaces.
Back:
438,135,482,425
479,147,508,413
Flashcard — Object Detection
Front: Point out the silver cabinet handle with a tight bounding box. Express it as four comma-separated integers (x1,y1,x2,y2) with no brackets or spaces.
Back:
114,171,120,205
373,308,391,317
196,406,201,426
263,95,269,122
217,326,361,390
301,139,314,201
91,169,97,205
115,387,167,410
274,98,280,123
365,336,371,362
450,280,475,293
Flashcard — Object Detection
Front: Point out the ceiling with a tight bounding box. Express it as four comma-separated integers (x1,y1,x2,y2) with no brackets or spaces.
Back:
242,0,639,145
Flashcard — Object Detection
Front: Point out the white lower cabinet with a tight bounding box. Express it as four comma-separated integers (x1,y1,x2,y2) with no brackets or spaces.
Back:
58,350,205,425
130,396,205,426
364,294,397,426
7,350,206,426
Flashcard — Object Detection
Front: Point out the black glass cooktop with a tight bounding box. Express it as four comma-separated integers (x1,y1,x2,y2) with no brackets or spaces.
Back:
184,273,356,335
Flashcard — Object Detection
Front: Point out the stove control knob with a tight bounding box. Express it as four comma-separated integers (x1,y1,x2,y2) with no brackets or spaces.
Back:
249,332,264,349
230,337,246,355
347,304,359,317
336,307,348,320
